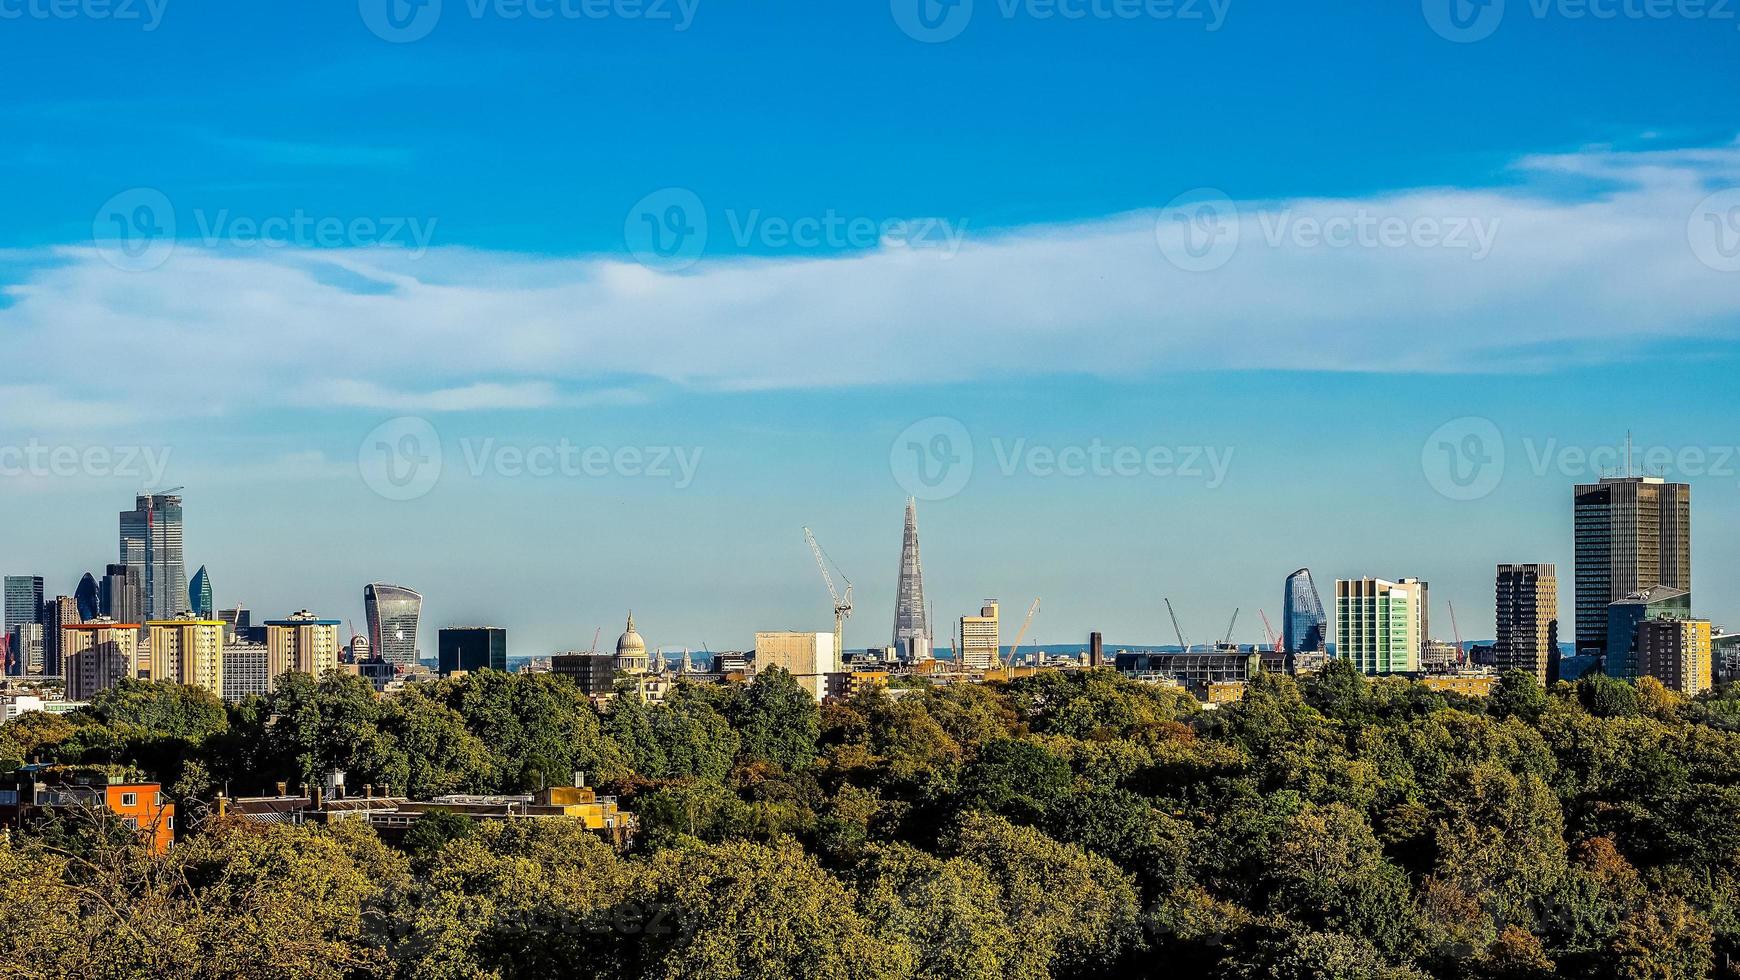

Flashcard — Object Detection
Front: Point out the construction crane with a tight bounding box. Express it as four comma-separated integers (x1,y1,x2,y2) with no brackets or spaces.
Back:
1259,609,1283,653
1006,599,1041,667
587,627,601,656
803,527,854,657
1164,598,1190,652
1222,608,1241,647
1448,600,1466,665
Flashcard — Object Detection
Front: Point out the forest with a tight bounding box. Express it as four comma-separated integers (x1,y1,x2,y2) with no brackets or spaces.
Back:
2,661,1738,979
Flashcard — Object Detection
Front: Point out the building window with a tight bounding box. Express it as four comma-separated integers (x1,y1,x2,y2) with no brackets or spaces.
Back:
120,792,137,807
123,817,138,829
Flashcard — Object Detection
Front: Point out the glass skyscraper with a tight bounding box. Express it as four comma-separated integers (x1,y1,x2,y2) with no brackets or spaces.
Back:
1573,476,1690,658
3,576,43,633
190,566,214,619
1282,568,1327,653
119,493,187,621
75,573,101,621
364,584,423,665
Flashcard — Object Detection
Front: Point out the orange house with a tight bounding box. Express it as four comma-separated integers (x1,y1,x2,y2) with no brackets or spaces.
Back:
0,765,175,853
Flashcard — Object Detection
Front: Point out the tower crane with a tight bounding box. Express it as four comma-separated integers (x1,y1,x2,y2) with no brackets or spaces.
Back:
803,527,854,658
1259,609,1283,653
1448,600,1466,665
1164,598,1190,652
1006,599,1041,667
1222,608,1241,647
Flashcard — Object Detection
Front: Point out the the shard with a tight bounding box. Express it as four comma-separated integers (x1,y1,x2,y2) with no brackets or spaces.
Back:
892,497,931,661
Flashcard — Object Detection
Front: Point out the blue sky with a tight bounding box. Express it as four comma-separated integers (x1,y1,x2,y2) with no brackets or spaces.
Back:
2,0,1739,657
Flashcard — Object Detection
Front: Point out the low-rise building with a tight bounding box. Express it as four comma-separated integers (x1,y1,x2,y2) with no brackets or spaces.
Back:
1420,672,1500,697
0,764,175,853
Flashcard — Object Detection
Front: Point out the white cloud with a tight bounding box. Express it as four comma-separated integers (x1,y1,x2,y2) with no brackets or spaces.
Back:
1,139,1737,431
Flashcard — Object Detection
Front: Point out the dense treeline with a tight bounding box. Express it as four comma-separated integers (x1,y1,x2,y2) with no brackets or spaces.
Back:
4,662,1740,978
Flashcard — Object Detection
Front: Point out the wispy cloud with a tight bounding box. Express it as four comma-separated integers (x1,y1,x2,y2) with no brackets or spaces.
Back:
2,139,1737,432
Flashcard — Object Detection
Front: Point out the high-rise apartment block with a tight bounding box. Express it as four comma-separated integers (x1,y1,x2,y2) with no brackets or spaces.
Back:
1334,578,1428,675
119,493,188,621
1604,586,1692,681
1494,564,1559,684
1636,617,1713,696
62,619,140,701
1574,476,1690,659
222,643,270,701
145,616,226,696
753,631,840,702
959,601,1000,671
264,611,341,688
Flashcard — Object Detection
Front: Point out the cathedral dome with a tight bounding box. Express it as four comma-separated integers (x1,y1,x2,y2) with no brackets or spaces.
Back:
616,613,649,673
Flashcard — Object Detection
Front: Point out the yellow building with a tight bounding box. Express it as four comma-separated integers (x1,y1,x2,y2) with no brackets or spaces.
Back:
753,631,838,702
1420,673,1500,697
146,616,227,696
1206,681,1248,704
61,619,140,701
265,611,341,689
960,601,1000,671
1637,618,1713,696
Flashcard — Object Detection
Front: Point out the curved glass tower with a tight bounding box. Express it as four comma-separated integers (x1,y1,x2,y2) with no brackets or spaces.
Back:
189,566,214,619
75,573,101,621
364,584,423,665
1283,568,1328,653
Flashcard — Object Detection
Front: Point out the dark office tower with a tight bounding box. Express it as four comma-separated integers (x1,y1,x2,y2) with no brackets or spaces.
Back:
364,584,423,665
437,627,507,676
3,576,44,634
1495,564,1559,685
891,498,931,662
100,564,145,625
1574,476,1691,659
1283,568,1328,653
74,574,101,621
1089,631,1104,668
40,596,81,678
119,493,188,620
189,566,213,619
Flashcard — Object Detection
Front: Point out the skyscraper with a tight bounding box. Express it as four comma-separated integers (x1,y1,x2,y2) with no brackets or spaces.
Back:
62,619,139,701
101,564,145,626
3,576,43,634
189,566,213,619
145,616,226,696
891,498,931,662
41,596,81,678
1573,476,1691,659
1334,578,1428,675
120,493,188,620
363,584,423,665
1282,568,1327,653
74,574,101,621
1494,564,1559,684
